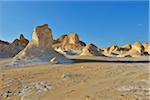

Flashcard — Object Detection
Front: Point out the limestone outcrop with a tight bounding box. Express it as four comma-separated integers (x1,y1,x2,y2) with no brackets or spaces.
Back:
10,24,72,66
101,42,150,57
118,42,147,57
52,33,86,55
52,33,86,51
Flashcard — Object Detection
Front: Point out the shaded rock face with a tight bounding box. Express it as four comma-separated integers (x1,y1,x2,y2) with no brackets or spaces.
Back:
0,40,14,57
11,24,72,66
12,34,29,48
52,33,86,51
0,34,29,58
0,40,9,45
80,44,103,56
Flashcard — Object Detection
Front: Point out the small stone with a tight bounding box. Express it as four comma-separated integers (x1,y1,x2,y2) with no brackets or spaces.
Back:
50,57,58,64
85,96,90,100
43,88,48,92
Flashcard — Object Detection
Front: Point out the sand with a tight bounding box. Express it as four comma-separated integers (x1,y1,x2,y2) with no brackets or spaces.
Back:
0,56,149,100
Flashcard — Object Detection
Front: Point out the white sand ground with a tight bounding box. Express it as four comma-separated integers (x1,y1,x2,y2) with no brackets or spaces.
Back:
0,56,149,100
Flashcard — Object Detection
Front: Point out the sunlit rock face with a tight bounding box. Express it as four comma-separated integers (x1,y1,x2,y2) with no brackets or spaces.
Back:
67,33,80,44
32,24,53,48
100,42,150,57
131,42,144,54
52,33,86,55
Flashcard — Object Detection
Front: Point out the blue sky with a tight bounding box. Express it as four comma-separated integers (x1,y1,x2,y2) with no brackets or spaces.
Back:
0,0,149,47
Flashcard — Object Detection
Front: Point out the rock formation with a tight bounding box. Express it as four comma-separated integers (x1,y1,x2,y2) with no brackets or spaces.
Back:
12,34,29,48
117,42,148,57
100,42,150,57
9,24,72,66
80,44,103,56
52,33,86,51
0,23,149,59
0,34,29,58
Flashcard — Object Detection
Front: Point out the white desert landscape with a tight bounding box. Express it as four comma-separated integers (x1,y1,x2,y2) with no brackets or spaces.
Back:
0,1,149,100
0,24,149,100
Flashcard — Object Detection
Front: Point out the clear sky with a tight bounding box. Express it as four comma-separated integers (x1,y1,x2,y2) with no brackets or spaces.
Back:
0,0,149,47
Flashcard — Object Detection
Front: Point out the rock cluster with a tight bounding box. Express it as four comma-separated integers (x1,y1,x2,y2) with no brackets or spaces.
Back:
0,23,149,58
101,42,150,57
10,24,72,66
52,33,86,52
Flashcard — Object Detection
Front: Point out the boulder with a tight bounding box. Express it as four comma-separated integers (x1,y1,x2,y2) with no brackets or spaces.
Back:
50,57,58,64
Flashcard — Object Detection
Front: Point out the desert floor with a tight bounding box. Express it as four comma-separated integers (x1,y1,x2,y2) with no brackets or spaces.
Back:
0,56,149,100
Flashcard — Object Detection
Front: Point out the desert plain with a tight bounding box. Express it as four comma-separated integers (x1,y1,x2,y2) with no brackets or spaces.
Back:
0,56,149,100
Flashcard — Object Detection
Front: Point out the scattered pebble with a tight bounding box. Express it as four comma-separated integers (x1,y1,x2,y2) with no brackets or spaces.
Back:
118,80,150,100
1,81,52,99
61,72,83,80
85,96,90,100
